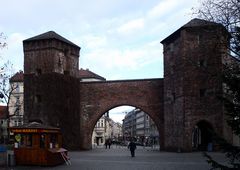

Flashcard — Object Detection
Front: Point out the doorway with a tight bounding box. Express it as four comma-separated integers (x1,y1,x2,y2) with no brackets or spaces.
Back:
192,120,214,151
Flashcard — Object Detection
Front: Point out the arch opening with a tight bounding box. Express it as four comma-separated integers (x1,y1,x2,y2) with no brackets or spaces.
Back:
192,120,214,151
91,105,161,150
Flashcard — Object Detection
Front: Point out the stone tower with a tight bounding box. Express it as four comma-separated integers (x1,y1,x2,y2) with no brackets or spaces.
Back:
23,31,80,77
161,18,230,151
23,31,81,149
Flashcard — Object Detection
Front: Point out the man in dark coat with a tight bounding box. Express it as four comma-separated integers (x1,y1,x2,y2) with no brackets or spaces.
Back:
105,140,108,149
128,140,137,157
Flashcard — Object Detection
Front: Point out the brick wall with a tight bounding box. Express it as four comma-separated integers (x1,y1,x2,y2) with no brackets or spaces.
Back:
79,79,164,150
24,73,81,149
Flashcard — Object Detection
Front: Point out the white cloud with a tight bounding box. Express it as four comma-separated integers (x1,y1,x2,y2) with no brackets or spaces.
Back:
83,40,162,72
81,34,108,49
109,113,125,123
109,106,134,114
8,33,26,48
117,18,145,34
0,0,199,80
147,0,181,19
2,33,26,72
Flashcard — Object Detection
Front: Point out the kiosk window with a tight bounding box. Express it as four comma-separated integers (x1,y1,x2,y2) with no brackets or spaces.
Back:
26,134,32,147
40,134,45,148
50,134,57,148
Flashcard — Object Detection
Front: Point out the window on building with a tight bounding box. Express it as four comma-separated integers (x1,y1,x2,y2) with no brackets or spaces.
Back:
197,34,203,45
36,68,42,75
26,134,32,147
198,59,207,67
50,134,57,148
16,96,20,104
15,83,20,93
64,49,69,56
64,70,69,75
35,95,42,103
40,134,45,148
18,120,22,126
172,92,176,102
200,89,207,97
58,57,62,67
170,43,174,52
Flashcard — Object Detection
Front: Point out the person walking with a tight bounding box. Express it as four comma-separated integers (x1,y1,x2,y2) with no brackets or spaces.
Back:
105,140,108,149
108,139,112,149
128,140,137,157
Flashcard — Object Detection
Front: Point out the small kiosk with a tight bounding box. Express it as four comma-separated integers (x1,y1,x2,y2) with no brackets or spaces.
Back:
9,122,69,166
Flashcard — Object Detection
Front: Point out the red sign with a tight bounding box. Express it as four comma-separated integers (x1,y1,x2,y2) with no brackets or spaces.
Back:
11,129,59,133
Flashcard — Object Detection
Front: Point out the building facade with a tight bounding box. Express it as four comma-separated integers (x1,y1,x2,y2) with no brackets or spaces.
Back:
122,108,159,145
111,121,123,142
8,71,24,127
92,113,109,146
91,112,123,146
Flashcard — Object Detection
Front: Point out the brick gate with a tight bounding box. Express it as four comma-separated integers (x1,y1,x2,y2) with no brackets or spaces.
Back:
79,79,164,150
23,19,231,152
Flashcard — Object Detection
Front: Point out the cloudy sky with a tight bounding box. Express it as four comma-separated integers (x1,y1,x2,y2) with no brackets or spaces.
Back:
0,0,200,123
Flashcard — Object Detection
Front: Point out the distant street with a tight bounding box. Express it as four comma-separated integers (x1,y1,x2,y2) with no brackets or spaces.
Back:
3,146,226,170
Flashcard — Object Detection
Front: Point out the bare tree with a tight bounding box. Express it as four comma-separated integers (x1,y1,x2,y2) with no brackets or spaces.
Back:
0,33,19,143
193,0,240,59
0,33,7,49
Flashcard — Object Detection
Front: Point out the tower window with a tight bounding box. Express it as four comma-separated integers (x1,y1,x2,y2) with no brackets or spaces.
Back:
170,43,174,52
172,92,176,102
64,70,70,75
198,59,207,67
64,49,69,56
35,95,42,103
200,89,207,97
36,69,42,75
197,34,203,45
58,57,62,67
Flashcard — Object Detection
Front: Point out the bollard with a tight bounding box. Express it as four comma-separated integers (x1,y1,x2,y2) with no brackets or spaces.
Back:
0,145,7,167
7,150,15,167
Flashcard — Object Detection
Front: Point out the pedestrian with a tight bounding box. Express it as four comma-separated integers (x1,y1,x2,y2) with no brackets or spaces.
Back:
108,139,111,149
105,140,108,149
128,140,137,157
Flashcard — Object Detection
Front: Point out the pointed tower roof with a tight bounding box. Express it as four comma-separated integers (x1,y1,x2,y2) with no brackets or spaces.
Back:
183,18,219,28
161,18,223,44
23,31,80,48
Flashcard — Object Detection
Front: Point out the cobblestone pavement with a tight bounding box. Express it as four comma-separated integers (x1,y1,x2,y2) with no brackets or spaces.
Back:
1,146,226,170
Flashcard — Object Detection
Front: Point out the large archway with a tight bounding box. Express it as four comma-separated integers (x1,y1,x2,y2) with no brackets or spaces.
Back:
79,79,164,150
91,105,161,150
91,106,133,148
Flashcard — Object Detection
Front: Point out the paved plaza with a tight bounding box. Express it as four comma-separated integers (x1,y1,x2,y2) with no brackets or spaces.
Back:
1,146,226,170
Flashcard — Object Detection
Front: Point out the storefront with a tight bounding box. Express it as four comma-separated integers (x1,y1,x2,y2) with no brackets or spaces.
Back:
9,122,69,166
